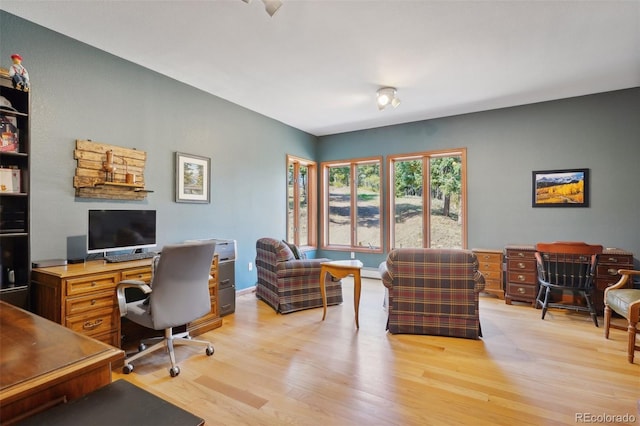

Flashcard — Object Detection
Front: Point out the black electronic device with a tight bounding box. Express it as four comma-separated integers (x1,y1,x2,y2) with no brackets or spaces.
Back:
87,210,157,255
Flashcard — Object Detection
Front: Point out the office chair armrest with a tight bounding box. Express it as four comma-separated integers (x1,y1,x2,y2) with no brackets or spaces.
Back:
116,280,152,317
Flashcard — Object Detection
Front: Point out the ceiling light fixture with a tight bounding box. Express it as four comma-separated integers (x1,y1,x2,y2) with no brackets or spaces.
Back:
376,87,400,110
241,0,283,17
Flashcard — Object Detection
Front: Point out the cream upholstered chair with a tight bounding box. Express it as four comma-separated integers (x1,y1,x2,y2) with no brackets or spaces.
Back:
604,269,640,363
379,248,485,339
116,241,216,377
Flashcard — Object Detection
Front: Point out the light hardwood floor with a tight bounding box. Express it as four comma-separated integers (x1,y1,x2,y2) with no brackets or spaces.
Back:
114,277,639,426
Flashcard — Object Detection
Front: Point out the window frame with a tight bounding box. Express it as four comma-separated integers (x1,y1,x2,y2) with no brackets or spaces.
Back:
320,156,383,253
286,155,317,249
387,148,467,250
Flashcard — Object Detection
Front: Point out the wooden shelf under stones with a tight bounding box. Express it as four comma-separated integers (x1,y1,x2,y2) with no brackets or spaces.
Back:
73,140,151,200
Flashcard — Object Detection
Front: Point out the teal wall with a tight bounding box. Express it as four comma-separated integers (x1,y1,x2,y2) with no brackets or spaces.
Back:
1,12,317,290
318,90,640,268
2,11,638,292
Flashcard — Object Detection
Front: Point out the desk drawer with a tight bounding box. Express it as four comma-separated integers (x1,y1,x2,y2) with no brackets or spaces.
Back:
484,278,502,292
506,282,536,299
476,252,502,266
121,267,152,283
66,292,115,316
507,271,537,285
66,273,119,297
507,259,536,272
66,308,116,338
599,254,633,266
481,270,501,281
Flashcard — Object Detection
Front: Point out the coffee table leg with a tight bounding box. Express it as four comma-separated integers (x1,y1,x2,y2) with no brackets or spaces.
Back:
320,267,328,321
353,269,361,329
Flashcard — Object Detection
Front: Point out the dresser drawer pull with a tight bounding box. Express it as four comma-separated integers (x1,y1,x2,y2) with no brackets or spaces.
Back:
91,299,96,305
83,319,103,330
483,255,491,260
91,281,97,287
607,257,618,263
608,268,619,275
138,274,144,278
517,262,526,269
517,287,526,294
517,252,525,257
517,275,526,281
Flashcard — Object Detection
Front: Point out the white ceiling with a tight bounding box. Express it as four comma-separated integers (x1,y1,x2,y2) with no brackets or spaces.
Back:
2,0,639,136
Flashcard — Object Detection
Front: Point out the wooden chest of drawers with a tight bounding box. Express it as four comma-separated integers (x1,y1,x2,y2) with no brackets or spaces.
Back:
593,249,633,314
31,256,221,348
472,249,504,299
504,245,537,306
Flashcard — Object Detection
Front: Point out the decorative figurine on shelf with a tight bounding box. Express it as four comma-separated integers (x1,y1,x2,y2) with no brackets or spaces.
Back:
9,54,30,91
102,150,117,182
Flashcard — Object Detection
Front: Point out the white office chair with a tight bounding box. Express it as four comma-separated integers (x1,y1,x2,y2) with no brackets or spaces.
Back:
116,241,216,377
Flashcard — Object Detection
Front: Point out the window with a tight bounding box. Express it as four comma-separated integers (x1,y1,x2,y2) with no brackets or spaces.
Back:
287,155,317,247
321,157,382,251
388,149,466,249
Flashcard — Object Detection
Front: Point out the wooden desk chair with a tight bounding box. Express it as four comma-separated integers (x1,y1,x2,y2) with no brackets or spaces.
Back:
604,269,640,363
534,242,603,327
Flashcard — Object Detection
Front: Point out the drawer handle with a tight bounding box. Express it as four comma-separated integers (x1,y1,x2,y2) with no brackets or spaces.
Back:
91,299,96,305
138,274,143,278
517,287,526,294
483,255,491,260
608,268,618,275
517,252,525,257
607,257,618,263
517,262,526,269
517,275,526,281
83,319,103,330
91,281,97,287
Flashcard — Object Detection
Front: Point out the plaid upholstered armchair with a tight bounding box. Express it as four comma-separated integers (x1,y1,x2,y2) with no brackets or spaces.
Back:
255,238,343,314
379,248,485,339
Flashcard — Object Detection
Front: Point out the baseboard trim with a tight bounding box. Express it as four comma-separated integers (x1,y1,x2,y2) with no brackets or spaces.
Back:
361,267,381,279
237,286,256,296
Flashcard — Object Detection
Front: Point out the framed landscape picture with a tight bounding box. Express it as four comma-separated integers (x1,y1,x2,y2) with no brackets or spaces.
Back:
532,168,589,207
175,152,210,203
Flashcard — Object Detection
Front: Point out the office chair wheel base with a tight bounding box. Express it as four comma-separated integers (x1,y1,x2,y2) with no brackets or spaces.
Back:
123,364,134,374
169,366,180,377
206,346,214,356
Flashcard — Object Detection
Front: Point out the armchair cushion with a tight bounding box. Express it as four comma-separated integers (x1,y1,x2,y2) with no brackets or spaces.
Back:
282,240,303,259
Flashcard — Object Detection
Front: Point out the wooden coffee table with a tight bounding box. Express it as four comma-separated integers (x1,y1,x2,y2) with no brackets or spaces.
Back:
320,259,364,328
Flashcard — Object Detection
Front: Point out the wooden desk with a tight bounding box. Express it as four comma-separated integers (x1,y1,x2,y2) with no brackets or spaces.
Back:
30,257,221,348
0,301,124,424
504,245,634,314
320,260,363,328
